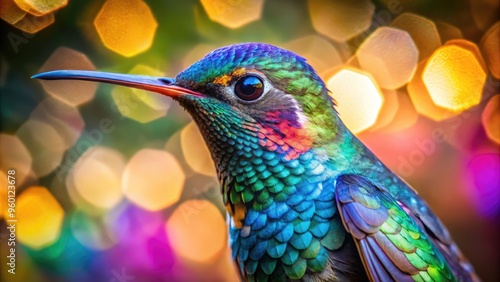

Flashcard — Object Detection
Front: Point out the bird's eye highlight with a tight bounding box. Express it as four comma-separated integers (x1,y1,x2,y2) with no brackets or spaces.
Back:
234,75,264,101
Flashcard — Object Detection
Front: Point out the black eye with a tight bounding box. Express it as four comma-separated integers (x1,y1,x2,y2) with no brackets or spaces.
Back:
234,75,264,101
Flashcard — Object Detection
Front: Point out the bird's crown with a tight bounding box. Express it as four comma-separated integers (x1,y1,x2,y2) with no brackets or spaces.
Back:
177,43,318,88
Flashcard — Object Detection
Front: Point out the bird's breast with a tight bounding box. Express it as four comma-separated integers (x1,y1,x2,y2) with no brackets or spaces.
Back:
221,149,348,280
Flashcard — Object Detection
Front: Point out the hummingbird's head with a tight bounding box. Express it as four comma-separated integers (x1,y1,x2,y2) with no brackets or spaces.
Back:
174,43,341,153
33,43,342,167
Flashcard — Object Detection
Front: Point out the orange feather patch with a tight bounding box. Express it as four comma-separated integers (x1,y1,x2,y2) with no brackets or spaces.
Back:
213,67,246,86
226,202,247,229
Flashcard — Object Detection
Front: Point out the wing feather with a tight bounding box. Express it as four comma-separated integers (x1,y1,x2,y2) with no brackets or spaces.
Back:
335,174,456,282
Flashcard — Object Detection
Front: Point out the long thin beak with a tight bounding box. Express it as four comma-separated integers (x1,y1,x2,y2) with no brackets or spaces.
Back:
32,70,202,98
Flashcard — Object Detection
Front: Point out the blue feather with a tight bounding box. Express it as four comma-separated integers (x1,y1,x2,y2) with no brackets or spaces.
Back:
241,233,257,249
250,240,268,260
275,223,294,242
246,259,258,275
293,220,311,233
281,248,299,265
258,220,277,239
310,221,330,238
252,213,267,231
283,209,299,222
267,201,289,219
267,240,287,258
285,192,304,206
290,232,313,250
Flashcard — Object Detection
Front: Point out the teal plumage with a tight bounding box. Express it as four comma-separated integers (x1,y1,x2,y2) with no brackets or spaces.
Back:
33,43,479,282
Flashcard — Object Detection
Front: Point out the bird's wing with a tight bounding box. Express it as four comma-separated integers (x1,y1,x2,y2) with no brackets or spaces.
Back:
334,174,456,282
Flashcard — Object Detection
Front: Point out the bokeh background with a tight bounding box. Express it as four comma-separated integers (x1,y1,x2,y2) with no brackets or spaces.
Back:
0,0,499,281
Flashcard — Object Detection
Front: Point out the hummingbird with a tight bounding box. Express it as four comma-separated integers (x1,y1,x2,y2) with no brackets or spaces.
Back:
33,43,478,282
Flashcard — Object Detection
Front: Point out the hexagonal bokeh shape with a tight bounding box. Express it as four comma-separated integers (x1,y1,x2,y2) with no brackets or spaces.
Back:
408,60,457,121
201,0,264,29
166,199,227,263
370,89,399,131
13,12,54,34
94,0,157,57
38,47,97,106
445,39,487,72
308,0,374,42
482,95,500,144
0,134,32,186
112,64,171,123
423,45,486,112
181,122,216,177
357,27,419,89
390,13,441,60
30,97,85,149
327,68,383,133
122,149,185,211
480,22,500,79
0,0,27,24
69,147,125,210
284,35,349,75
13,0,67,16
16,119,66,177
16,186,64,249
